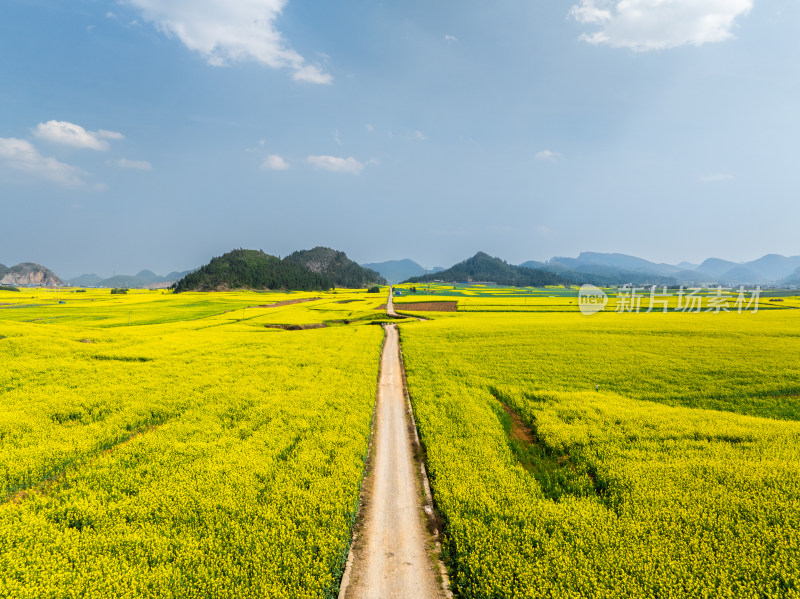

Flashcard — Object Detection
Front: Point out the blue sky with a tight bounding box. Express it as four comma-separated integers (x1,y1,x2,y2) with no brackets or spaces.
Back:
1,0,798,278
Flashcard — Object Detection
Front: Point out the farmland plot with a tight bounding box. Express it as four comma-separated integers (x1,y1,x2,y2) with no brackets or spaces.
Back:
0,290,384,598
399,309,800,597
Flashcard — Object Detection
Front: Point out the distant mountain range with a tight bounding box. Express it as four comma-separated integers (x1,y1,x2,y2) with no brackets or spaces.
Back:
405,252,568,287
7,250,800,290
68,269,194,289
694,254,800,284
360,259,444,284
174,247,385,292
523,252,800,287
382,250,800,287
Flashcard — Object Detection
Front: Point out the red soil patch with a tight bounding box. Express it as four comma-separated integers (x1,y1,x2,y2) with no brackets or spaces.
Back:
393,301,458,312
252,297,320,308
264,323,328,331
501,404,536,445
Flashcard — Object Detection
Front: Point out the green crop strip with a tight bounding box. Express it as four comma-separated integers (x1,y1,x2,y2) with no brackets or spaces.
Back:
494,397,602,504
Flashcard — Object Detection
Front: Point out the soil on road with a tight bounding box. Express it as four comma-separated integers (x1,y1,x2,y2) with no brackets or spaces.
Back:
338,304,448,598
385,287,398,317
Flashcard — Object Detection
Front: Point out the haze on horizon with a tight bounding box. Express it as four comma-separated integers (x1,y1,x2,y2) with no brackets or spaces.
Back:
1,0,798,279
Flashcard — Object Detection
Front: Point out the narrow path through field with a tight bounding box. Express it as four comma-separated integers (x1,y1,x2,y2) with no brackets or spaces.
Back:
385,286,398,317
338,288,448,599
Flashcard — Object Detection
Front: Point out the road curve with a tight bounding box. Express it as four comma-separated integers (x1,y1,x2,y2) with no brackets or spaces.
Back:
338,314,446,598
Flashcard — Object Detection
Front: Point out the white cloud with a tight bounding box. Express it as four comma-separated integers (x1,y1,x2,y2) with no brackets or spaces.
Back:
109,158,153,171
123,0,332,84
292,64,332,85
306,155,364,174
96,129,125,140
365,124,374,133
536,225,558,237
535,150,561,162
408,130,427,141
444,34,458,42
33,121,123,151
261,154,290,170
0,137,86,186
699,173,733,183
569,0,753,51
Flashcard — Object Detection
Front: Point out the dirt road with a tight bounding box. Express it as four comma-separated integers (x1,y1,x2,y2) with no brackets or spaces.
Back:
338,307,448,598
385,286,398,317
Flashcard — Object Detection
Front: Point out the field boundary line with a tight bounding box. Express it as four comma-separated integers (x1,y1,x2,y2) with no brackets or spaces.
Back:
336,323,387,597
396,326,454,599
3,423,163,505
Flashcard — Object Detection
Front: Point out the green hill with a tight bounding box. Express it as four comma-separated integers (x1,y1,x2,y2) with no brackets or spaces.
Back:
405,251,570,287
284,247,386,288
174,249,329,292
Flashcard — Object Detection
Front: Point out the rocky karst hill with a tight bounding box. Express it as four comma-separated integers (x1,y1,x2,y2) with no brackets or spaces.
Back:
0,262,63,286
175,247,385,292
284,247,386,287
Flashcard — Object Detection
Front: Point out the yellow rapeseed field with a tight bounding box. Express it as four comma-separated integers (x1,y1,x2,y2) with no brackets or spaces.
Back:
398,298,800,597
0,288,385,598
3,285,799,597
